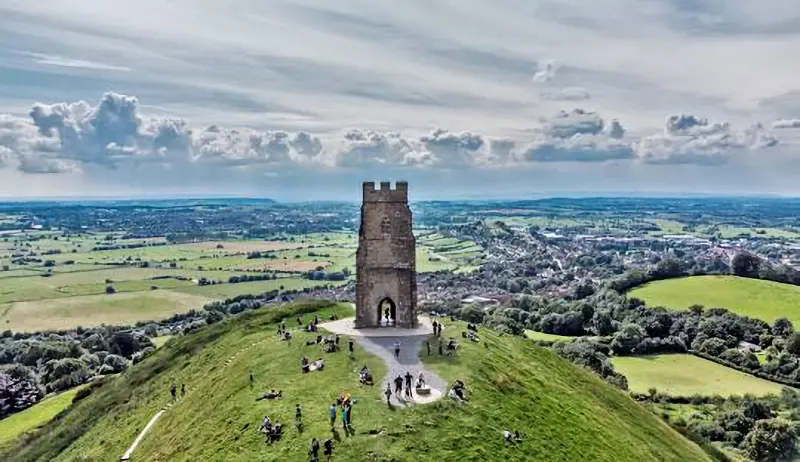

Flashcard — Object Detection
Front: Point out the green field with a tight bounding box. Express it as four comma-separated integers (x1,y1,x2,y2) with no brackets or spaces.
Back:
524,330,579,343
1,291,212,332
629,275,800,326
0,231,480,332
612,354,785,397
0,385,87,449
1,301,710,461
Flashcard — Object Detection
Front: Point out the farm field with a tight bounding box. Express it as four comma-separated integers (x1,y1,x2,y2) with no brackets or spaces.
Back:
2,302,710,461
612,354,785,397
0,385,87,449
629,275,800,326
0,231,484,332
1,290,213,332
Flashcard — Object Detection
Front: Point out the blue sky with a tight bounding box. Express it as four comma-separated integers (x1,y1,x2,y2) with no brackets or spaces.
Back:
0,0,799,201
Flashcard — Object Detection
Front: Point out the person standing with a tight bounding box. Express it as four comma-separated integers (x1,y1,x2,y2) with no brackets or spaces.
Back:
309,438,320,461
393,341,400,359
404,372,413,398
425,340,430,356
348,340,354,355
170,382,177,402
323,439,334,461
340,404,349,436
249,370,254,388
180,383,186,399
385,383,392,405
329,403,336,428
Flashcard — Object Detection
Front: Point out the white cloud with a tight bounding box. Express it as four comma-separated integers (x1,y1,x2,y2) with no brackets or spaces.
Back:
773,119,800,129
532,60,559,83
17,51,130,72
634,114,779,165
540,87,591,101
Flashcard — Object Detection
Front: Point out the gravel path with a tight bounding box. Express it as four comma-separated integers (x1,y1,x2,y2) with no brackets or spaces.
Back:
354,335,447,406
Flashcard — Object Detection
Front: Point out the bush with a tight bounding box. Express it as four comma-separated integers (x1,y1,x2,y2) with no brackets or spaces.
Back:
610,324,645,355
100,354,127,374
741,418,797,461
204,310,224,325
0,365,44,418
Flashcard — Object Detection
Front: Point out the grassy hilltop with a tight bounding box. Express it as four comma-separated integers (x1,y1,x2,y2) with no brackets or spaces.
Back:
2,301,711,461
629,275,800,326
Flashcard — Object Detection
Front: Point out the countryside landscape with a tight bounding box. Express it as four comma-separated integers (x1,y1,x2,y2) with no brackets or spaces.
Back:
2,1,800,461
1,195,799,461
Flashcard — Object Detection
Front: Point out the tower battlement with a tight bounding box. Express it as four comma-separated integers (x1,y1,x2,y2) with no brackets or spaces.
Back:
362,181,408,203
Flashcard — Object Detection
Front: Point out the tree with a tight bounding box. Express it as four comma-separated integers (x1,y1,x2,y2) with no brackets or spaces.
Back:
108,332,141,359
100,354,128,374
610,324,646,355
204,310,224,325
699,338,728,357
786,333,800,355
772,318,794,337
741,418,797,461
0,365,43,419
732,252,761,278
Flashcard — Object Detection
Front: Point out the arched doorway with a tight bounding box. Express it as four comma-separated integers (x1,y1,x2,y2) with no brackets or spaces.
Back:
378,298,396,327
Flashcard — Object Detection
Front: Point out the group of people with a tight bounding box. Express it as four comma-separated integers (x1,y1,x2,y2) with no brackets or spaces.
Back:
432,320,444,337
308,437,334,461
359,365,374,385
259,415,284,443
301,355,325,373
332,393,356,436
169,382,186,402
388,370,426,402
503,428,523,445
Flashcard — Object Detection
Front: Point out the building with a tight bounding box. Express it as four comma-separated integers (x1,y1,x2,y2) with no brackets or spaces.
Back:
355,181,418,328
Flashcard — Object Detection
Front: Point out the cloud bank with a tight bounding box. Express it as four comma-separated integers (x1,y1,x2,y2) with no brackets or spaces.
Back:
0,92,790,177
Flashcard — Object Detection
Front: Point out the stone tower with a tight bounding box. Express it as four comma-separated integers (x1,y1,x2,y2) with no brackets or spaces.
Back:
355,181,418,329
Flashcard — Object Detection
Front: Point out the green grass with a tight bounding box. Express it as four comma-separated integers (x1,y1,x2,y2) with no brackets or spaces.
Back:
3,301,711,461
0,385,87,449
1,290,212,332
612,354,785,397
524,330,579,342
629,275,800,326
151,335,174,349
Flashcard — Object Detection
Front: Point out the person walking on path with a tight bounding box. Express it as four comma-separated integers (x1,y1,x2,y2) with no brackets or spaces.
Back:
404,372,413,398
394,341,401,359
385,383,392,405
170,382,177,402
432,321,438,336
309,438,320,461
180,383,186,399
393,375,403,396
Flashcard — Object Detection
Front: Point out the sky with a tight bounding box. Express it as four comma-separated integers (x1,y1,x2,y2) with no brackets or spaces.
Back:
0,0,799,201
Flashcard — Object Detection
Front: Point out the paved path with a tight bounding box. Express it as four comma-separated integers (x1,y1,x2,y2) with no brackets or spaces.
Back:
319,316,447,406
356,335,447,406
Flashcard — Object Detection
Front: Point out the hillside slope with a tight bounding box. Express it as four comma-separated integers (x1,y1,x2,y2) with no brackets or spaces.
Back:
2,301,711,461
629,275,800,326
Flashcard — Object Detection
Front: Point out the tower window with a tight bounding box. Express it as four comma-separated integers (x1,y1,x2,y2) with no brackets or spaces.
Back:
380,217,391,236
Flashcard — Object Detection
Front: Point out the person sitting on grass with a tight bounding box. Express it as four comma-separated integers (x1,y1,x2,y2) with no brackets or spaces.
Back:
359,366,373,385
268,419,283,443
311,358,324,371
301,356,310,373
259,415,272,434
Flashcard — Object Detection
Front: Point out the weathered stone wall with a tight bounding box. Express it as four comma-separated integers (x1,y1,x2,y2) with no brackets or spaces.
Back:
355,181,417,328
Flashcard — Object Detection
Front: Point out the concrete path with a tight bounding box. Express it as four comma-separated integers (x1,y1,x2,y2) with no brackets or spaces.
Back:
320,317,447,407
